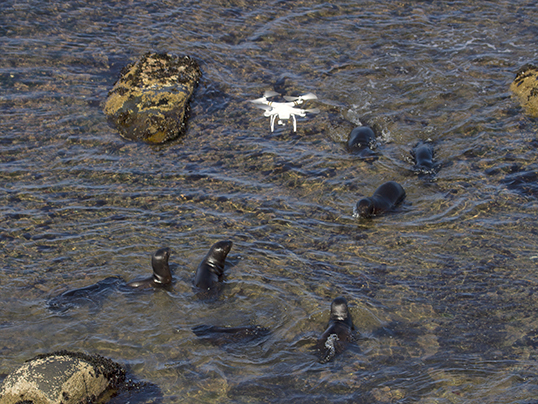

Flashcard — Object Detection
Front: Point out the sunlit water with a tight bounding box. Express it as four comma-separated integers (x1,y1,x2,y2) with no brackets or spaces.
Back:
1,1,538,403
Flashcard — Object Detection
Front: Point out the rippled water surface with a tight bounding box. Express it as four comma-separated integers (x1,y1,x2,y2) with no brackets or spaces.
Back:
2,0,538,402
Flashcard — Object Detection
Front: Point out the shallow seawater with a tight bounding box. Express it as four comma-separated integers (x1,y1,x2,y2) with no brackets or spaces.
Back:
1,0,538,402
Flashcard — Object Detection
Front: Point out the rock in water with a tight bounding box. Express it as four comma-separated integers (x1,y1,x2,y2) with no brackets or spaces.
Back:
192,325,271,346
104,52,202,144
0,351,125,404
510,64,538,118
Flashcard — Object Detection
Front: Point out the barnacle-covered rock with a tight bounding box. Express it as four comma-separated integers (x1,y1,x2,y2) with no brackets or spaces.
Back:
0,351,125,404
104,52,202,144
510,63,538,118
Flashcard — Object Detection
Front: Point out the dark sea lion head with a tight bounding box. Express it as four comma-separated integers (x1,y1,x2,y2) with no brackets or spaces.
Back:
413,143,434,166
330,297,351,322
411,142,438,175
347,126,375,150
354,198,374,218
205,240,233,267
152,247,172,285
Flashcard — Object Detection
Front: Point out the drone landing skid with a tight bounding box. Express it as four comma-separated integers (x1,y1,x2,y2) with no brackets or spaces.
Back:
270,115,297,132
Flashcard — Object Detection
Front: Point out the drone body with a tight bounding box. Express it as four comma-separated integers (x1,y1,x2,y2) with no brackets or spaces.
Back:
250,91,319,132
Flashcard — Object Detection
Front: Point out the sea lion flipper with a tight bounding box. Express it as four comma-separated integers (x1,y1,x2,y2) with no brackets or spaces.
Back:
126,247,172,289
192,324,214,336
151,247,172,285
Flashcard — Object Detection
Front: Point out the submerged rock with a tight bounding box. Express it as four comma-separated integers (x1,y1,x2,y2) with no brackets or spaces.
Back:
0,351,125,404
104,52,202,144
510,63,538,118
192,324,271,346
502,169,538,198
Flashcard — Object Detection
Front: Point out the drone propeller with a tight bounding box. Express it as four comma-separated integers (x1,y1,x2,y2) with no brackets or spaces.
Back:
283,93,318,103
252,104,273,111
264,90,280,98
303,108,320,114
250,90,280,104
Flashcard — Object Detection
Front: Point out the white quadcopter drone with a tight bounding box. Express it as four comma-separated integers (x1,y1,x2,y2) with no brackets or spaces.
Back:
250,91,320,132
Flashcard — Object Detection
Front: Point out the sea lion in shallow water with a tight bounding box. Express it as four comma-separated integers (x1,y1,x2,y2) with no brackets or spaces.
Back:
126,247,172,289
193,240,233,297
192,324,270,346
47,276,124,312
47,247,171,312
316,297,355,363
354,181,406,218
411,141,437,175
346,126,378,161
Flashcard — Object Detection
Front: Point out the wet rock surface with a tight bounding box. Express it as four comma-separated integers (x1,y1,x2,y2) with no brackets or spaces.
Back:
510,63,538,118
0,351,125,404
104,52,202,144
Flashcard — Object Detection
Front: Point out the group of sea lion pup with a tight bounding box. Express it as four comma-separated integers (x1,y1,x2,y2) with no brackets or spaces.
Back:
48,240,346,362
348,125,438,219
48,125,438,363
322,124,439,362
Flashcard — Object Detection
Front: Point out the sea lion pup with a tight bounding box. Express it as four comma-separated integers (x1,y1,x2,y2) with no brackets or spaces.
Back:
192,324,270,346
316,297,355,363
126,247,172,289
47,247,171,312
193,240,233,298
346,126,378,161
411,141,437,175
354,181,406,218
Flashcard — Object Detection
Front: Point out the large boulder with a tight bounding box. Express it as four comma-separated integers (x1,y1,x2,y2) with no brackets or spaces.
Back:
510,63,538,118
104,52,202,144
0,351,125,404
